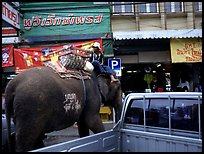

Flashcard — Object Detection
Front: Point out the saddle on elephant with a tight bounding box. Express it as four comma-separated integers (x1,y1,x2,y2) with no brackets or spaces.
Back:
42,45,93,80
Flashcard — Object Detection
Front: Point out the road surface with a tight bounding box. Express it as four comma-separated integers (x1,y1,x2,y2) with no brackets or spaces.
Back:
43,121,115,147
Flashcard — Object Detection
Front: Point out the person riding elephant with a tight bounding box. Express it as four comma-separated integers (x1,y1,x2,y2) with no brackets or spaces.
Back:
5,63,122,152
89,42,119,83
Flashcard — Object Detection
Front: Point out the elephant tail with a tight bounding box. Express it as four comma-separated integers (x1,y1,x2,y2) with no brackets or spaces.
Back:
5,81,15,152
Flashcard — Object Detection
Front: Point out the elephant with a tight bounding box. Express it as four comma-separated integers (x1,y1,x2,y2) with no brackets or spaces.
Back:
5,66,122,152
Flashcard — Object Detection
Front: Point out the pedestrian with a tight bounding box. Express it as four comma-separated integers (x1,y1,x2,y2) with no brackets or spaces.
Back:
89,42,119,83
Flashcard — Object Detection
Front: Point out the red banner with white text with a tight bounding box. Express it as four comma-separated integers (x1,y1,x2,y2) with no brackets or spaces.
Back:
14,48,43,73
2,44,14,67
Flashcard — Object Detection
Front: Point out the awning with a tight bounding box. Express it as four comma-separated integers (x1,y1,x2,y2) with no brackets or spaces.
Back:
113,29,202,40
20,33,107,42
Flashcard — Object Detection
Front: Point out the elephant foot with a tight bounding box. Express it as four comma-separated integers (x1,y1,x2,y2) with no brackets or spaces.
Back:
110,75,119,83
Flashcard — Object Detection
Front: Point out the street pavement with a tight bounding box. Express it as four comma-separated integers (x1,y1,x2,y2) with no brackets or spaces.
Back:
43,121,115,147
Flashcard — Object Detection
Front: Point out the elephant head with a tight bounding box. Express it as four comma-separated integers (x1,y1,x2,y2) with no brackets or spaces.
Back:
97,74,123,123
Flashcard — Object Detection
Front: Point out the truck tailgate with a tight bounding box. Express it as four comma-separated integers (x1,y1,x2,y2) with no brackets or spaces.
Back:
31,129,119,152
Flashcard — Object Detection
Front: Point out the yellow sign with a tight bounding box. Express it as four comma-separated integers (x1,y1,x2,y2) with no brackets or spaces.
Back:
170,38,202,63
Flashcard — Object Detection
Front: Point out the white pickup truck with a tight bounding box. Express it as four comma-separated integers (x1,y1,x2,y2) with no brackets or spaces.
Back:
32,92,202,152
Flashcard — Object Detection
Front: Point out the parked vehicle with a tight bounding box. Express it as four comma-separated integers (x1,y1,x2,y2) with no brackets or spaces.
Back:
2,114,15,152
32,92,202,152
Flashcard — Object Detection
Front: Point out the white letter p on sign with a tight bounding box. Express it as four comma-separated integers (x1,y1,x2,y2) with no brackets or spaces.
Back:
111,60,118,69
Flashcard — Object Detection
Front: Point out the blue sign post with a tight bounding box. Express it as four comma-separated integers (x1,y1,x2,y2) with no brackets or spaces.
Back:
108,58,121,76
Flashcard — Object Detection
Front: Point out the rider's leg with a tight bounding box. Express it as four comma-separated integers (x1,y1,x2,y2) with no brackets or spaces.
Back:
103,66,119,83
92,60,106,75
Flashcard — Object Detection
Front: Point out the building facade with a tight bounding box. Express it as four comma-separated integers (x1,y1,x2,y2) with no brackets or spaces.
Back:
2,2,113,86
2,2,21,92
2,2,202,94
110,2,202,93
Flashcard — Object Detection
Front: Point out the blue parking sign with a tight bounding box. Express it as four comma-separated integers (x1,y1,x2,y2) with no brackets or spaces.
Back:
108,58,121,76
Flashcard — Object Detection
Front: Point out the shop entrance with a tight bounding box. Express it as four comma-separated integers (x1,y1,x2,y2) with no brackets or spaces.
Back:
120,63,202,95
120,63,168,95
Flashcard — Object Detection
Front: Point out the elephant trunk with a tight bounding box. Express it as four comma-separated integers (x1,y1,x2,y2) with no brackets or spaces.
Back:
113,90,123,123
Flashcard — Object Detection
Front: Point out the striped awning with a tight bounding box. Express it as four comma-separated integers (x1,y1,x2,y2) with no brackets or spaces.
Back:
113,29,202,40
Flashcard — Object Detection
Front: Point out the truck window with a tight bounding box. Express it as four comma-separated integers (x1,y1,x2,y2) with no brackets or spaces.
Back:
124,99,146,125
124,97,202,134
171,99,201,132
124,98,170,128
146,99,170,128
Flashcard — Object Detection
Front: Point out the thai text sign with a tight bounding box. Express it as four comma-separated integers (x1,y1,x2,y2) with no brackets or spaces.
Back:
23,14,103,30
21,8,110,37
2,2,20,29
170,38,202,63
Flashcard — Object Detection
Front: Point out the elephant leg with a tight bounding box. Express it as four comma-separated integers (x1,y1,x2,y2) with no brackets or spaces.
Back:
86,114,105,134
15,128,45,152
33,134,46,149
77,123,90,137
15,116,46,152
77,117,90,137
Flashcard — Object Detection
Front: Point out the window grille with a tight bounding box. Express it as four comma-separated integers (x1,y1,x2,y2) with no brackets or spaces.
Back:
139,3,159,13
166,2,184,13
112,2,134,14
194,2,202,12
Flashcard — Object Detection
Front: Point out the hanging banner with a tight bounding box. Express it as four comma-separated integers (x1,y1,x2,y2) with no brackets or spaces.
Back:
14,48,43,73
14,39,102,73
72,39,103,52
170,38,202,63
2,44,14,67
40,39,102,62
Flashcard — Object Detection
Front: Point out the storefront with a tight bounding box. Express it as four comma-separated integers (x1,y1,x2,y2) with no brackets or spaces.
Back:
2,2,113,89
19,2,113,55
2,2,21,92
113,29,202,94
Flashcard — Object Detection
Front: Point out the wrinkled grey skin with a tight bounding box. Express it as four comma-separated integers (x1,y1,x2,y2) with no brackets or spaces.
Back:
5,66,122,152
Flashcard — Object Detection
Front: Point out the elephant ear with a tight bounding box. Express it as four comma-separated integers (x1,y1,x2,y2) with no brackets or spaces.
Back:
97,74,110,103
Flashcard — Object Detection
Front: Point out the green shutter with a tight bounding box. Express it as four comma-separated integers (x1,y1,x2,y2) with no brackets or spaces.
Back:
103,39,114,57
